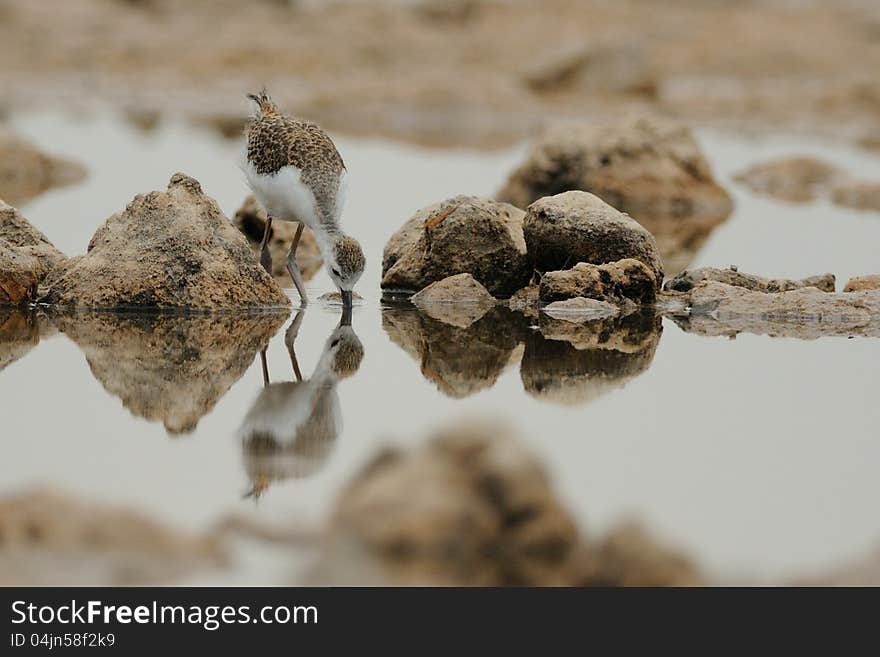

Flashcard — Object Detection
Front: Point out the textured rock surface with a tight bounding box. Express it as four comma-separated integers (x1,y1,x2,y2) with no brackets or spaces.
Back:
521,312,661,405
540,259,657,305
0,129,86,206
0,202,67,302
233,194,322,285
0,241,41,305
44,174,289,309
673,281,880,339
411,273,497,328
498,118,732,274
664,266,836,294
53,311,287,434
382,196,531,297
523,191,664,284
542,297,620,321
733,157,842,202
311,422,699,586
0,488,225,586
843,275,880,293
831,180,880,212
382,306,526,398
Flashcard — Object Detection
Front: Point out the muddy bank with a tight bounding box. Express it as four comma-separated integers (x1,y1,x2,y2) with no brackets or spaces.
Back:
0,129,86,206
0,488,225,586
2,1,880,149
310,421,701,586
52,310,288,434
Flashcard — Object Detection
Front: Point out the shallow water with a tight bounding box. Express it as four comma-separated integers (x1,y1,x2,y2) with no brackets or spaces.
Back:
2,110,880,584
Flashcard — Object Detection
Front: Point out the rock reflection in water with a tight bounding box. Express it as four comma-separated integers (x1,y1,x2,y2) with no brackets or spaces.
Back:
52,311,288,434
239,310,364,498
382,305,527,399
0,308,54,372
383,303,661,404
522,312,662,405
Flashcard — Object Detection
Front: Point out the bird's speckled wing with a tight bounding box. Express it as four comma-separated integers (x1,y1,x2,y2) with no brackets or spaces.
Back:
246,114,345,223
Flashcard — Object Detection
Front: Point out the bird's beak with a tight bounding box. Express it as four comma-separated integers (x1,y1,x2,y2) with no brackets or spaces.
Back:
341,289,353,309
340,292,353,326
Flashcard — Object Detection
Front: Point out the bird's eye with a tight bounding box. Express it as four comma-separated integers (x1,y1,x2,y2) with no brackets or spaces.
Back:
331,268,340,277
330,339,340,348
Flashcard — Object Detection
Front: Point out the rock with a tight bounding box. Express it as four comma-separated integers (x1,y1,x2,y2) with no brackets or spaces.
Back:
382,305,526,398
313,422,581,586
0,240,41,305
318,291,364,304
674,281,880,339
664,266,836,293
521,312,661,405
44,174,289,309
0,488,225,586
498,118,732,274
507,283,540,318
733,157,842,202
523,42,656,97
831,180,880,212
0,129,87,206
542,297,620,322
53,311,287,434
575,522,701,587
310,421,699,586
233,194,322,285
539,259,657,305
522,191,664,285
411,273,497,328
381,196,531,298
0,201,67,282
843,275,880,293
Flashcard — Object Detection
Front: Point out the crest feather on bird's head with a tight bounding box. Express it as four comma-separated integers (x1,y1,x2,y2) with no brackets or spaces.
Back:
247,89,278,116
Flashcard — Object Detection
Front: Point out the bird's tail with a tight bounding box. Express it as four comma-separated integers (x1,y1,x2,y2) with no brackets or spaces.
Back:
246,89,278,116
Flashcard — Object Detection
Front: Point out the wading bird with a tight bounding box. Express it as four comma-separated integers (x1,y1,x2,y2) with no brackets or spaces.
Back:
243,90,365,307
238,308,364,498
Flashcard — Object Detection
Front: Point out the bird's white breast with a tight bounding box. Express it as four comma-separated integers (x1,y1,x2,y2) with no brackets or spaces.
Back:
242,160,320,229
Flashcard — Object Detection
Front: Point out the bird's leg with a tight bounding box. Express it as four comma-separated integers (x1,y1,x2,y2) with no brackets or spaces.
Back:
259,348,270,387
286,221,308,305
259,216,274,275
284,309,305,382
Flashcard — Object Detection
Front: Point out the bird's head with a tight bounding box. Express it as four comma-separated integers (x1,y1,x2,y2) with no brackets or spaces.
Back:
327,234,365,306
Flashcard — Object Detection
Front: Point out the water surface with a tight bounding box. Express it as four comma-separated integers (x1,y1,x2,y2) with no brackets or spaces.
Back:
2,111,880,583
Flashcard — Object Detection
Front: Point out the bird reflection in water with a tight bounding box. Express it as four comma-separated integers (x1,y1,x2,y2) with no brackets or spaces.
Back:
238,307,363,498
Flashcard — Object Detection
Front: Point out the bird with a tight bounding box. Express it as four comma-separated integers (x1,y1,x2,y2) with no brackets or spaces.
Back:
237,308,364,499
242,90,365,308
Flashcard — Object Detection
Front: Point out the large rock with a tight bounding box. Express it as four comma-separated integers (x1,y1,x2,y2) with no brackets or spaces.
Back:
498,118,732,274
53,311,287,434
734,157,842,202
382,196,531,298
664,266,836,294
0,201,67,274
44,174,289,309
382,305,527,398
523,191,664,285
539,259,657,305
673,281,880,339
521,312,661,405
313,422,581,586
310,422,699,586
233,194,322,285
0,129,87,206
0,488,225,586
